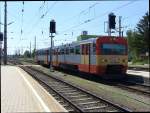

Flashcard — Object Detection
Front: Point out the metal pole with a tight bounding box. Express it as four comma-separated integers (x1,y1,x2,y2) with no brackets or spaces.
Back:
4,1,7,65
0,42,2,77
30,41,31,58
35,36,36,51
50,33,53,71
0,3,1,32
122,31,124,37
119,16,122,37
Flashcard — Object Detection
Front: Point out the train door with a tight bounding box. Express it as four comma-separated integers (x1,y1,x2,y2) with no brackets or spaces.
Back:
81,43,91,72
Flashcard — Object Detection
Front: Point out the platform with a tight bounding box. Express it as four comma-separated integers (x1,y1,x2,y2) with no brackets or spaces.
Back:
1,65,67,112
127,70,150,78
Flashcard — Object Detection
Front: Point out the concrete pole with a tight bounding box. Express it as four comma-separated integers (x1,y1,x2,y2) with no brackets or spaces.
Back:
4,1,7,65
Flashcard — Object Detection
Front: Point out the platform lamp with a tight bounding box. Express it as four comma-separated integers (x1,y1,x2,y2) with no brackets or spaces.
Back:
49,19,56,72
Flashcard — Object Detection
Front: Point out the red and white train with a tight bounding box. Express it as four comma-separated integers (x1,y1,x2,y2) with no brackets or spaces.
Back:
35,36,128,78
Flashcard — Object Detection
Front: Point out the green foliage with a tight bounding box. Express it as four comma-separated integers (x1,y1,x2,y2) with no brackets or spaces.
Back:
24,50,30,58
136,12,149,50
126,12,149,63
32,49,36,57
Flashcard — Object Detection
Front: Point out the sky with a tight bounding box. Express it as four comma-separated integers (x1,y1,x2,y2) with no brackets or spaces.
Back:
0,0,149,55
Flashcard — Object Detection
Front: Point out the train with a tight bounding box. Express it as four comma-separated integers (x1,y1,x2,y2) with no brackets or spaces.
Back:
35,36,128,79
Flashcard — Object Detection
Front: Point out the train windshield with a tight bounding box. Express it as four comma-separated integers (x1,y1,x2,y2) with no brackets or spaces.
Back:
101,44,126,55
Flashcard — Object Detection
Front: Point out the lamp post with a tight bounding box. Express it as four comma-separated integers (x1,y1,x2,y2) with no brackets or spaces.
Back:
49,19,56,71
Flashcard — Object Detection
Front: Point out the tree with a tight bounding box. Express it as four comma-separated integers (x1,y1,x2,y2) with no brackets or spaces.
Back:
126,12,149,61
126,30,142,60
136,12,149,52
24,50,30,58
32,49,36,58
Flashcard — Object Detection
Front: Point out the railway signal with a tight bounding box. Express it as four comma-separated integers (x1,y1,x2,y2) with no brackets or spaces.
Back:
108,13,116,29
50,19,56,33
49,19,56,72
0,32,3,41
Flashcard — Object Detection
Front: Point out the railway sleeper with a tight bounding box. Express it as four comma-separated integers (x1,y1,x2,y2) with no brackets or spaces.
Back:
64,106,75,112
71,97,93,101
55,88,73,91
80,103,108,110
78,101,100,105
62,92,81,95
68,94,88,98
83,105,108,111
50,85,69,89
57,90,77,93
87,106,119,112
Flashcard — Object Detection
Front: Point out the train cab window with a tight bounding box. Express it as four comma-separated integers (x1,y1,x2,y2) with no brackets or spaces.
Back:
75,45,80,54
101,44,126,55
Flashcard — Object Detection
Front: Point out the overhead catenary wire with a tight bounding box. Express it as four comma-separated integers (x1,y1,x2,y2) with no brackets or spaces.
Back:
26,1,57,38
57,0,138,36
58,2,100,28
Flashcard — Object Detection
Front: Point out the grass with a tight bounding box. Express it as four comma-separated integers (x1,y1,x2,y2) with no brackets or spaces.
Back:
131,58,149,65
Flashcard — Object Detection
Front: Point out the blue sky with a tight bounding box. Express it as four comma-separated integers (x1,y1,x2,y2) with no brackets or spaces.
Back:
0,0,149,55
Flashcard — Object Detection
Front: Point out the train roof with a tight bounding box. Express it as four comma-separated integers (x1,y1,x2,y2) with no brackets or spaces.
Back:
36,35,125,51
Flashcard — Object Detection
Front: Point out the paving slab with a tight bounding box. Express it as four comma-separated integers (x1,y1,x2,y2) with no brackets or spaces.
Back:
1,65,67,112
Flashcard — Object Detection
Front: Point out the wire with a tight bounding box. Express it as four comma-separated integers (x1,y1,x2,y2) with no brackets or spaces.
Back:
58,0,138,35
58,2,100,28
26,1,57,38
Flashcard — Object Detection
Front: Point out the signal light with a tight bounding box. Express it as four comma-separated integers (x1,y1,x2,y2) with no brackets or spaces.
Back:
0,32,3,41
50,19,56,33
108,13,116,29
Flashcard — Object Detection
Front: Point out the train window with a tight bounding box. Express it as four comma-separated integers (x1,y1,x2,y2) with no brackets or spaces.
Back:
93,43,96,54
75,45,80,54
60,48,64,54
86,45,89,55
82,45,84,55
66,47,69,54
58,48,60,55
52,49,55,55
70,47,74,54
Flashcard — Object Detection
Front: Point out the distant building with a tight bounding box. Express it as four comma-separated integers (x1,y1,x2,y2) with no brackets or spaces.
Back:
139,52,149,60
77,32,99,41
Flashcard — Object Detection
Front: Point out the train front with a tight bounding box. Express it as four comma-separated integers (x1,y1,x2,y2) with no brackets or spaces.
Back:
96,36,128,79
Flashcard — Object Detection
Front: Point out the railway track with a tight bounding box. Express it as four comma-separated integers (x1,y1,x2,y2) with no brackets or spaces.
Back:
19,65,131,112
116,81,150,97
128,66,149,72
9,60,149,110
